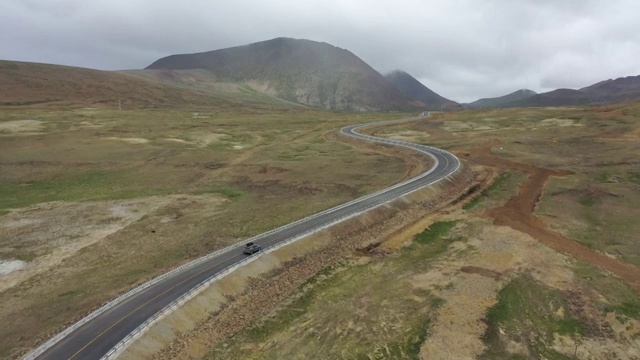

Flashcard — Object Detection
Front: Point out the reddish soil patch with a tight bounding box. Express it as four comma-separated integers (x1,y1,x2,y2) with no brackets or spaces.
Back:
471,140,640,292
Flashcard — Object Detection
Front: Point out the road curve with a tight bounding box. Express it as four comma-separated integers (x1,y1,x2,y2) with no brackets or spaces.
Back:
28,113,460,360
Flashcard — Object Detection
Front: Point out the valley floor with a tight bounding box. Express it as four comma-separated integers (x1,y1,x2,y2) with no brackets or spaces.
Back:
178,149,640,360
2,103,640,359
162,104,640,359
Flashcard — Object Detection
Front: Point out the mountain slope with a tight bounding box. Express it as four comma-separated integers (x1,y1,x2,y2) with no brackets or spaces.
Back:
504,89,592,107
579,75,640,103
120,68,307,108
500,75,640,108
147,37,422,111
384,70,451,109
466,89,536,108
0,60,233,108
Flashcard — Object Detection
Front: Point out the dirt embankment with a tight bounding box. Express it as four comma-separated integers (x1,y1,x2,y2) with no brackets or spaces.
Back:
465,140,640,292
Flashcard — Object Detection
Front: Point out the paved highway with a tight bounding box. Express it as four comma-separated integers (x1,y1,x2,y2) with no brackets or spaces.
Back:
29,114,459,360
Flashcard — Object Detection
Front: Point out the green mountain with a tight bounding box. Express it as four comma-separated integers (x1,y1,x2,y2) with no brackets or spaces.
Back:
146,37,423,111
385,70,452,110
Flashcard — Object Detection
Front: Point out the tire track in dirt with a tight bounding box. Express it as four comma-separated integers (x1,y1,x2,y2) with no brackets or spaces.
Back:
467,140,640,292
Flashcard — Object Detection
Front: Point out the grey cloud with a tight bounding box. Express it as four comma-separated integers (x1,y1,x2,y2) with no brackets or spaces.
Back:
3,0,640,102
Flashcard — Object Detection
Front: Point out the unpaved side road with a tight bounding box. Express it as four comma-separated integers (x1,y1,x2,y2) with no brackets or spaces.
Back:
468,140,640,292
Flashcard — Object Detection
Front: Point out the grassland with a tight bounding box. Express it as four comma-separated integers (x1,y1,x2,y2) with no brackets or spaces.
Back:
376,103,640,268
0,106,409,358
194,102,640,360
481,275,584,359
0,60,237,108
462,171,527,211
375,103,640,358
3,100,640,359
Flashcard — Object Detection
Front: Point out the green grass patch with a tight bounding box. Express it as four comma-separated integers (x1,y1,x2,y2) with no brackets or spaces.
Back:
233,267,442,359
578,195,601,230
606,302,640,319
244,263,342,342
482,275,584,359
463,193,484,210
610,302,640,319
57,288,85,298
15,252,38,262
463,172,523,211
1,250,39,263
0,170,172,210
193,186,245,200
414,221,457,244
628,171,640,185
578,196,596,207
379,315,434,360
595,170,610,183
573,262,640,320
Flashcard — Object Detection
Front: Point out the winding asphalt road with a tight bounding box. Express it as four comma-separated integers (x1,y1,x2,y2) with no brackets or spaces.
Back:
29,113,460,360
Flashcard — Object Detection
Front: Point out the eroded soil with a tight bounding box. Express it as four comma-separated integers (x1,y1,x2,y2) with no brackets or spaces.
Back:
466,140,640,292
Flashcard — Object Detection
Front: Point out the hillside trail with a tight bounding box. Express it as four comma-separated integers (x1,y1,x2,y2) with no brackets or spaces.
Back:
468,140,640,292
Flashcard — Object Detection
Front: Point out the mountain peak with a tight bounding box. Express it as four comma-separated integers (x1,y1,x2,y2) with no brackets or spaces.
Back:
146,38,420,111
385,70,451,109
466,89,537,108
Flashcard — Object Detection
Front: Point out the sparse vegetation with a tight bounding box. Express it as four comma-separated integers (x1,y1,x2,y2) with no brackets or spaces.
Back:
3,72,640,360
209,219,460,359
573,262,640,320
0,170,173,211
414,220,457,244
194,186,245,200
380,102,640,267
463,172,518,210
0,107,412,358
482,275,584,360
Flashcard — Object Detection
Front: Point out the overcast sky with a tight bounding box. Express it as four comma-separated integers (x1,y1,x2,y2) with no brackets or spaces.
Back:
3,0,640,102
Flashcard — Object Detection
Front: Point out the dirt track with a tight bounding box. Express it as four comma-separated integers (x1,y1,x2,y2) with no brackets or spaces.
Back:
467,140,640,292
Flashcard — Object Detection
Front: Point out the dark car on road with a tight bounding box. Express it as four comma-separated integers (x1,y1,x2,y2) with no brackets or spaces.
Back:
243,242,262,255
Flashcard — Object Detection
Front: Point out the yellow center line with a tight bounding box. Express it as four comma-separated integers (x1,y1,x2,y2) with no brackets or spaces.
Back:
68,252,244,359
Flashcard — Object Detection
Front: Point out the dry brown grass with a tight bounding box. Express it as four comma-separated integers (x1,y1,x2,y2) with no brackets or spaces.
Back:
5,100,640,359
203,103,640,360
0,60,239,109
375,103,640,268
0,106,414,358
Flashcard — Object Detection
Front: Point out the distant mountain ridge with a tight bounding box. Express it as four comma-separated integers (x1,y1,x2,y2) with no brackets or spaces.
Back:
5,37,640,111
465,89,537,108
579,75,640,102
472,75,640,108
147,37,422,111
384,70,452,110
0,60,230,108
